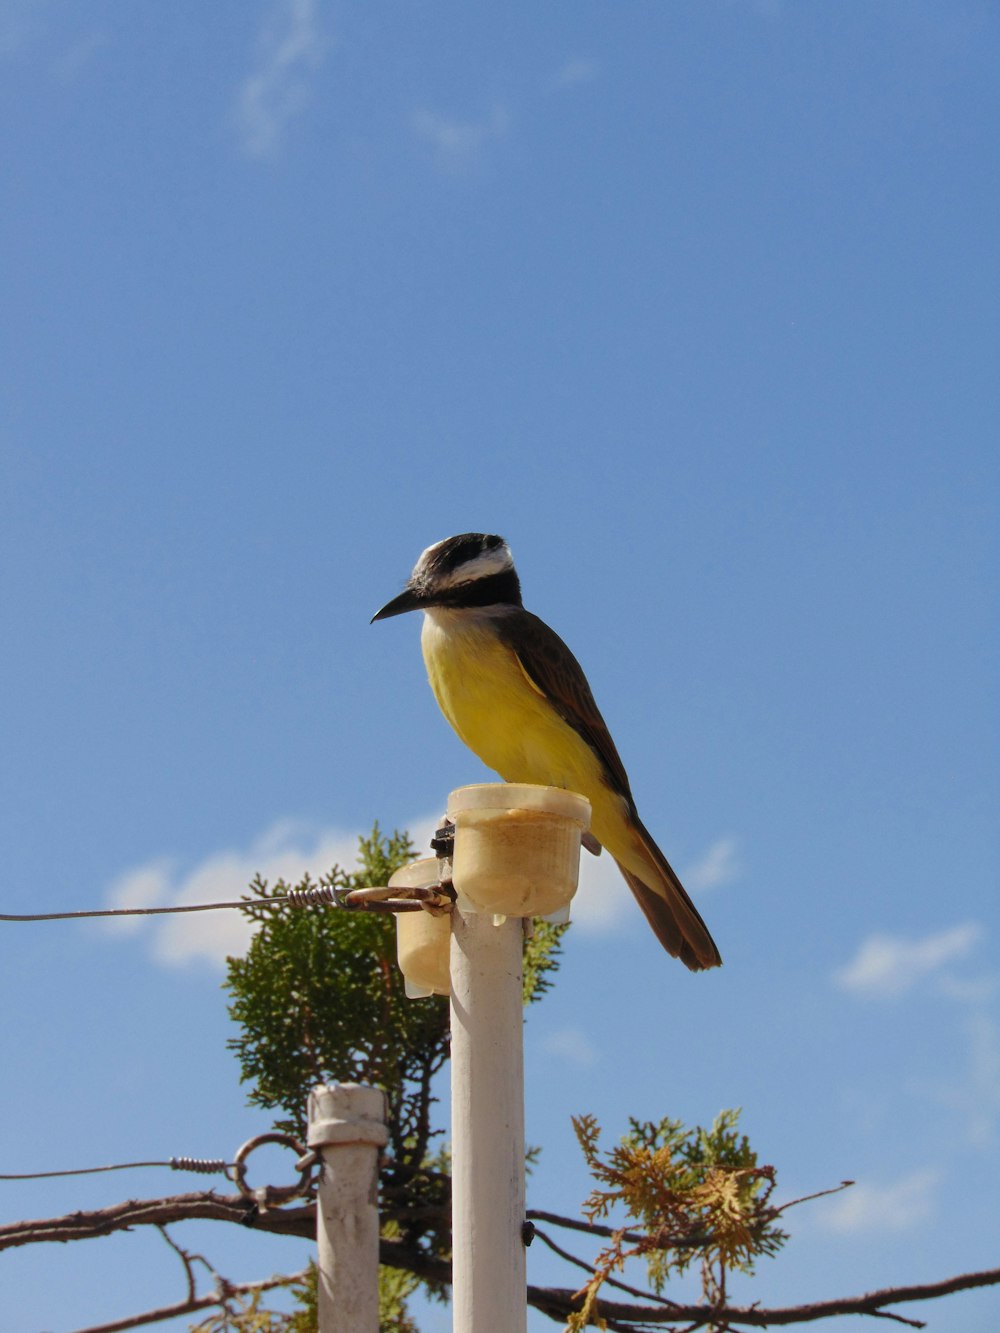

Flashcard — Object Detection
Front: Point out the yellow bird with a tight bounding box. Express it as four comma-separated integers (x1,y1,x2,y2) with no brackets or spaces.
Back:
372,533,721,971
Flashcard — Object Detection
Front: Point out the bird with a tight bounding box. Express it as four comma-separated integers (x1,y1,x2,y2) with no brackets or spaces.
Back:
372,533,721,971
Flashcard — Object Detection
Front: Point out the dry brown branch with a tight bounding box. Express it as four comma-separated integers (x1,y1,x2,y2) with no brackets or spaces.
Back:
527,1207,704,1250
3,1191,999,1329
66,1268,307,1333
0,1190,315,1251
522,1264,1000,1327
530,1226,682,1308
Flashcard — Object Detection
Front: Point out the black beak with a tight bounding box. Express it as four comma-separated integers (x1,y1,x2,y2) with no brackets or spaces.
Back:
371,585,424,623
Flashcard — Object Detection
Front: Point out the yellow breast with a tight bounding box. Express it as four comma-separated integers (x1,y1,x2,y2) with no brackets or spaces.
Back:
419,609,634,861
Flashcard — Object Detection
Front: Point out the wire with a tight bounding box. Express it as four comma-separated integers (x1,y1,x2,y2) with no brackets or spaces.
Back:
0,880,454,923
2,1134,316,1204
0,1158,232,1181
0,884,344,923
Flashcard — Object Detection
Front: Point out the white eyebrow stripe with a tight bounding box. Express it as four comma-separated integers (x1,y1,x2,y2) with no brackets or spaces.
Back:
416,542,514,590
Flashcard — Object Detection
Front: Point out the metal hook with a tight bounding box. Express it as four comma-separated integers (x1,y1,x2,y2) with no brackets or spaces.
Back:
231,1132,315,1207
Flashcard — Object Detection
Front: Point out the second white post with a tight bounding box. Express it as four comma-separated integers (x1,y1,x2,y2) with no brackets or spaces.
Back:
449,906,527,1333
308,1082,388,1333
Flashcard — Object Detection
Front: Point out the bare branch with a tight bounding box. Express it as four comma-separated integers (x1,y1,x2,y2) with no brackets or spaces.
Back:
530,1226,680,1308
155,1225,201,1304
4,1190,1000,1329
65,1268,307,1333
773,1181,856,1217
521,1262,1000,1326
527,1207,704,1249
0,1190,315,1252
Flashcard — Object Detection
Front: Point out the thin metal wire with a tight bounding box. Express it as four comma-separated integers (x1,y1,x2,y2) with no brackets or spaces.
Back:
0,1158,233,1181
1,902,248,923
0,1136,320,1201
0,883,351,923
0,880,454,922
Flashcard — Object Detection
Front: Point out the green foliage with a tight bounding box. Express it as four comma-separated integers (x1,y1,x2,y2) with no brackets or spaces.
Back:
225,824,452,1311
377,1225,423,1332
523,918,570,1005
224,824,569,1329
568,1108,787,1330
226,826,446,1143
286,1265,318,1333
224,827,794,1332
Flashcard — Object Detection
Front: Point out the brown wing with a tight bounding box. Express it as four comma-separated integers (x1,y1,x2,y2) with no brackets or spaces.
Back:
494,610,636,804
496,610,723,972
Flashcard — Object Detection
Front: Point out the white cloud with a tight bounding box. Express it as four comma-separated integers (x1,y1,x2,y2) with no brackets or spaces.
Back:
572,846,632,933
234,0,326,159
569,833,736,934
815,1168,940,1234
102,814,442,968
550,57,599,89
834,923,984,999
103,814,737,965
411,104,509,166
683,836,740,892
539,1026,599,1068
917,1009,1000,1149
838,924,1000,1147
104,858,173,935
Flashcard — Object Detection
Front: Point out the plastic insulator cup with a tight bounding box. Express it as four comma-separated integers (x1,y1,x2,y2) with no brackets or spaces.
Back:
447,783,591,918
390,858,451,998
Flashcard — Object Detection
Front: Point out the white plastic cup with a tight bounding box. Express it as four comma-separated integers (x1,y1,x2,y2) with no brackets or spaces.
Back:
448,783,591,918
391,858,451,998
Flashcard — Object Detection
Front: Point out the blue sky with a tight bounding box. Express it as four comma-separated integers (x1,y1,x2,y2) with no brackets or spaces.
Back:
2,1,998,1329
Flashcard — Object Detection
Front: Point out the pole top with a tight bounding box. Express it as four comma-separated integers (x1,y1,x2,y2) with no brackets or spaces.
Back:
448,782,590,826
307,1083,389,1149
447,783,590,918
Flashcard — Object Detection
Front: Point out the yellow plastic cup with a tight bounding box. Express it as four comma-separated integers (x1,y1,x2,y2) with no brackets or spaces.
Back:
391,858,451,998
448,783,591,918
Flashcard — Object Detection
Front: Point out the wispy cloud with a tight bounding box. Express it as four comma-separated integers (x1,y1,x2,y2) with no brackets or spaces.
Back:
571,833,736,934
234,0,327,159
411,104,510,167
834,923,984,999
539,1026,599,1068
102,814,440,967
550,57,600,90
837,924,1000,1146
105,816,738,963
106,807,626,965
815,1168,940,1234
683,836,740,893
104,858,174,935
913,1007,1000,1149
572,846,631,932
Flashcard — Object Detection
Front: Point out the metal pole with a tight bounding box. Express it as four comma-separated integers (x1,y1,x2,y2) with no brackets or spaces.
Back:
449,907,527,1333
307,1082,388,1333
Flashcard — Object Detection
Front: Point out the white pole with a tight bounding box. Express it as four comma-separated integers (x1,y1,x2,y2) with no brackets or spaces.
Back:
449,906,527,1333
307,1082,388,1333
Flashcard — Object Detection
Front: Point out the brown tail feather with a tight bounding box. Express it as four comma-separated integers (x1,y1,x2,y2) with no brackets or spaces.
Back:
615,817,722,971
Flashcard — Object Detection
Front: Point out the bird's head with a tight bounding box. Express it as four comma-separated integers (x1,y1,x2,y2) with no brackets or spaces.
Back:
371,533,522,621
